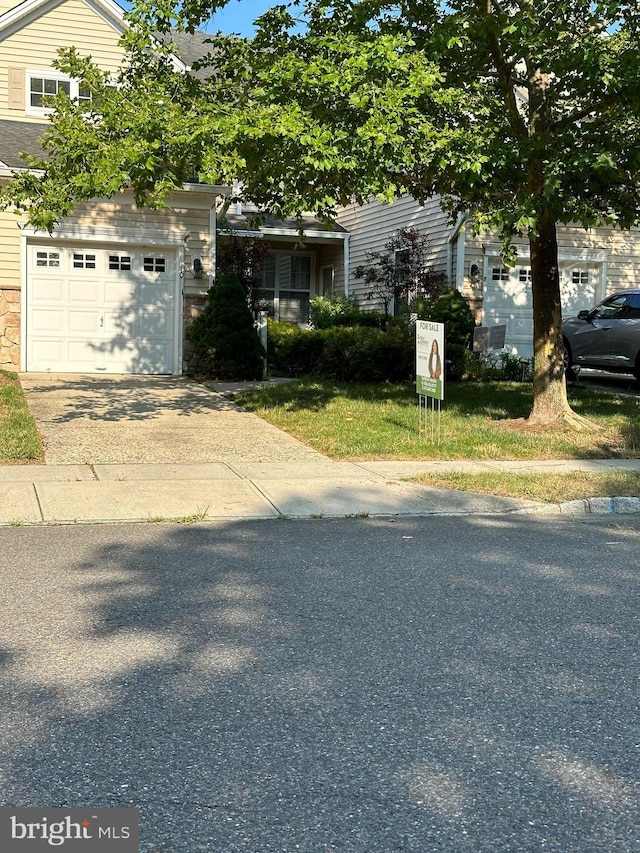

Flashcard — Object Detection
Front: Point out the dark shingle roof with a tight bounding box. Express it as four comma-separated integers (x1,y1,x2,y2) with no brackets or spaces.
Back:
223,212,348,235
167,30,216,67
0,119,47,168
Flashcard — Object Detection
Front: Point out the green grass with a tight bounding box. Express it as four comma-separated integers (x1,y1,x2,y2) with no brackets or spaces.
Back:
410,471,640,502
0,371,44,463
234,379,640,460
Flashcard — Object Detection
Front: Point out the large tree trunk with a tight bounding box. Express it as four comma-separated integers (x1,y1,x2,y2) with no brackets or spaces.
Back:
527,209,595,429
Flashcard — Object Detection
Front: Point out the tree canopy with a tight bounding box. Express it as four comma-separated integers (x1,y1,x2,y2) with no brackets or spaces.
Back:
4,0,640,424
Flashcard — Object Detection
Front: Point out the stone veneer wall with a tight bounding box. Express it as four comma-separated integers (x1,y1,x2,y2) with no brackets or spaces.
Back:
182,292,208,374
0,286,20,372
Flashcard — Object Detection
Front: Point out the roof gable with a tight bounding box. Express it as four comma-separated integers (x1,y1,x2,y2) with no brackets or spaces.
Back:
0,0,127,43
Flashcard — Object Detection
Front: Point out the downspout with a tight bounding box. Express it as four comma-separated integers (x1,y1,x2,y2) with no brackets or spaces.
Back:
209,200,217,288
343,233,350,298
447,212,468,289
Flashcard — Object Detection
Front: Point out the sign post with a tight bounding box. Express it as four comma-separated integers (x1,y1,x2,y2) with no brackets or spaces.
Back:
416,320,444,442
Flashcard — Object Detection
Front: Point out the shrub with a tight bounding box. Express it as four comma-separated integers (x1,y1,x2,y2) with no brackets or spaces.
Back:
186,272,266,379
309,295,385,329
354,227,447,317
464,351,533,383
266,320,413,381
267,320,324,376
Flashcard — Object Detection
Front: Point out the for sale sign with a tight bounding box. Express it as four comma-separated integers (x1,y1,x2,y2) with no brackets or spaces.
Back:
416,320,444,400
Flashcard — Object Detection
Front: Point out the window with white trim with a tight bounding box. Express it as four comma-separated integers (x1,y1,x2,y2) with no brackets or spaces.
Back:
35,250,60,268
320,265,334,297
27,70,90,115
492,267,509,281
259,254,313,324
572,270,590,286
109,254,131,271
143,256,167,273
518,268,532,283
73,252,96,269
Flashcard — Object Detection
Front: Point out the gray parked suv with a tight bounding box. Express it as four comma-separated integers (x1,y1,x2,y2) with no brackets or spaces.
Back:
562,289,640,380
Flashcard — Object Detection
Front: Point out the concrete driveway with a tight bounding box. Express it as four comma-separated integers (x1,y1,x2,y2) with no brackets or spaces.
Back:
20,374,326,465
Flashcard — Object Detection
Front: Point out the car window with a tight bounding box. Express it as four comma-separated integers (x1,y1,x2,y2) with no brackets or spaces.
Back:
592,295,627,320
622,294,640,319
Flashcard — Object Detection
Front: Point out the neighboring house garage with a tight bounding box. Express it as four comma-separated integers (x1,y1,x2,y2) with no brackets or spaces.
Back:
25,242,179,373
481,245,604,358
0,0,229,376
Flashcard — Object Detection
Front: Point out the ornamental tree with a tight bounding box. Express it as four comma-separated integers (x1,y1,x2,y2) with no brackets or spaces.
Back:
3,0,640,426
354,227,447,317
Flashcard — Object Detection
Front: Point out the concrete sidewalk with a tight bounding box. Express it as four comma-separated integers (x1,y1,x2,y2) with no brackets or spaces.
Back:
2,458,640,525
7,373,640,525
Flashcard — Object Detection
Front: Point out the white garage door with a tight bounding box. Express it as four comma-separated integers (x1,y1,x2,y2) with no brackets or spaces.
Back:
483,258,601,358
26,243,177,374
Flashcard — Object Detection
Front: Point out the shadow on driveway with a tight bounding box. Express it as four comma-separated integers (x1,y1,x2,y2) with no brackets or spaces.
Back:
19,374,326,465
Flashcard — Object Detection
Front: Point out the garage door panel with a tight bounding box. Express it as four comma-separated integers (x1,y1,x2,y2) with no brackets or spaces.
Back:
68,310,101,334
68,279,103,303
31,340,65,364
104,279,138,306
30,276,66,302
130,342,173,374
68,340,103,368
139,281,173,308
31,308,66,333
27,244,177,374
139,310,170,336
103,310,137,336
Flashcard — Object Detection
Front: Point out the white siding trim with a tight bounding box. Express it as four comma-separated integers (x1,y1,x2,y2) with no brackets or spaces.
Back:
343,233,350,298
20,224,185,245
483,243,608,263
447,212,467,285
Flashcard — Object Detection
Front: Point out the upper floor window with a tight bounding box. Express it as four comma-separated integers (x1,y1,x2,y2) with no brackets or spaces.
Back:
27,70,91,115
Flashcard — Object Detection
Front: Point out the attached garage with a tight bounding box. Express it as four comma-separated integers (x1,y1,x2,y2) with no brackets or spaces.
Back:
25,241,180,374
482,246,606,357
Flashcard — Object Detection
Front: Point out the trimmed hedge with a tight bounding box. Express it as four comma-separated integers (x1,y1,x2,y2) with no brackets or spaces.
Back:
267,321,413,382
309,295,386,329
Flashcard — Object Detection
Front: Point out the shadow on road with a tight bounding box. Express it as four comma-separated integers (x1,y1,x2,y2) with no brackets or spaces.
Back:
1,515,638,851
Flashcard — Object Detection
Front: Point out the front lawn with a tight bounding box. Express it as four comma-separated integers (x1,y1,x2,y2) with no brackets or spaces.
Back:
234,379,640,460
0,371,44,463
411,471,640,502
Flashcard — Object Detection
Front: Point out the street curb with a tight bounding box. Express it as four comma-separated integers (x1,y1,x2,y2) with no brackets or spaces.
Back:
514,496,640,516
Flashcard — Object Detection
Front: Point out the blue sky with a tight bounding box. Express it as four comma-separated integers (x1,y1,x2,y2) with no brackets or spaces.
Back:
119,1,279,37
202,1,278,35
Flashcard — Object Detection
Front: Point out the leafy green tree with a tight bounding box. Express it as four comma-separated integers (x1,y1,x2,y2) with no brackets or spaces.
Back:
186,272,266,379
3,1,640,426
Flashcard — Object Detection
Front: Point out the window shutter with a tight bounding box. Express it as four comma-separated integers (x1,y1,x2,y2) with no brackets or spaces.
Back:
8,67,24,110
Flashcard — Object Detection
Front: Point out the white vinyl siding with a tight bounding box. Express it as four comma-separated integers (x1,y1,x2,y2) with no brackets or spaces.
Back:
336,195,451,306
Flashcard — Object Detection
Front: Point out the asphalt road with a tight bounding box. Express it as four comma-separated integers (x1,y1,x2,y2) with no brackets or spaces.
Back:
1,516,638,852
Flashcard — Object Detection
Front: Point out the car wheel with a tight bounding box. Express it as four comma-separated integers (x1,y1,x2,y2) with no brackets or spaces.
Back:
633,355,640,382
562,341,576,381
